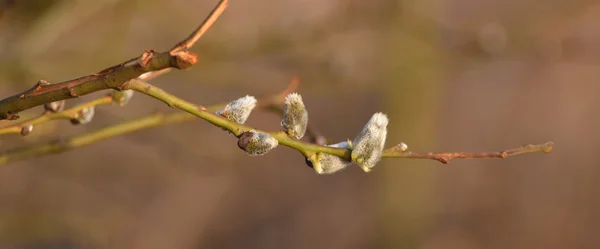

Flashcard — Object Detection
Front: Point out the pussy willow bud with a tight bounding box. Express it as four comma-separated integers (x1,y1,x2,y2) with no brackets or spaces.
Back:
112,89,134,106
237,130,278,156
306,141,352,175
216,95,257,124
351,112,388,173
70,106,95,125
44,100,65,113
20,125,33,136
281,93,308,139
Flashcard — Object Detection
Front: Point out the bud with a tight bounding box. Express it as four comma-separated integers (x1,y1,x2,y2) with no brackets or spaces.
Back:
70,106,95,125
281,93,308,139
351,112,388,172
398,142,408,151
306,141,352,175
20,125,33,136
112,89,134,106
237,130,278,156
44,100,66,113
216,96,257,124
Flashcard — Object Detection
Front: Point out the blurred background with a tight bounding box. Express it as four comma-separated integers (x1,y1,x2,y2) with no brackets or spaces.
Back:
0,0,596,248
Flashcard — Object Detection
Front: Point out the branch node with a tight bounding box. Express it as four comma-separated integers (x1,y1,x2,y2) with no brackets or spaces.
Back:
37,79,51,86
172,51,198,69
68,88,79,97
6,113,19,120
27,80,51,96
542,142,554,153
139,50,155,68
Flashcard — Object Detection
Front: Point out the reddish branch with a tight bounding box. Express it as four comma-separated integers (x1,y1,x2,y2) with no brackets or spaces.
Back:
382,141,554,163
0,0,230,120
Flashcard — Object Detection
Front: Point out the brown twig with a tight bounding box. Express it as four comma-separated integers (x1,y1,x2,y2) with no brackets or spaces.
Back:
0,0,229,120
171,0,229,53
382,142,554,163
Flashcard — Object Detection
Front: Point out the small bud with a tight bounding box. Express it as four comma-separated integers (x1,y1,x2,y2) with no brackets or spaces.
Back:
351,112,388,173
398,142,408,151
20,125,33,136
44,100,66,113
281,93,308,139
216,96,257,124
237,130,278,156
306,141,352,175
112,90,134,106
70,106,95,125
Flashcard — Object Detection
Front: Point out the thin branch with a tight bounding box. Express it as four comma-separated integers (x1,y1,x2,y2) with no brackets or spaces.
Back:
171,0,229,53
382,142,554,164
0,78,553,165
0,80,299,165
0,96,113,136
0,113,182,165
0,0,229,120
122,79,554,162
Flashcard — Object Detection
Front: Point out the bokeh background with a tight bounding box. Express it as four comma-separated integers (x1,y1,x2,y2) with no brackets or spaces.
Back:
0,0,596,248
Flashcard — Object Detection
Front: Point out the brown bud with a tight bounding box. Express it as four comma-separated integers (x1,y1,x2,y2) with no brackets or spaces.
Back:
20,125,33,136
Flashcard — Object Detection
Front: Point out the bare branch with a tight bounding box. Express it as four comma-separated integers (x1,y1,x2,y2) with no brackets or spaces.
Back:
382,142,554,163
0,0,229,120
171,0,229,53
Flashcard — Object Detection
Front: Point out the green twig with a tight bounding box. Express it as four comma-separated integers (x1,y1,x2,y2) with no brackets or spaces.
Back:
0,96,113,136
124,79,554,162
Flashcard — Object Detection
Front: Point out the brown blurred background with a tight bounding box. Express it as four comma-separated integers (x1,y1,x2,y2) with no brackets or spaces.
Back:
0,0,596,248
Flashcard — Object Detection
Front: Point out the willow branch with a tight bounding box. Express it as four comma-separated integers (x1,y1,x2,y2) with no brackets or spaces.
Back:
122,79,554,163
0,77,553,165
170,0,229,53
0,113,184,165
0,96,113,136
0,0,229,120
381,142,554,164
0,80,299,165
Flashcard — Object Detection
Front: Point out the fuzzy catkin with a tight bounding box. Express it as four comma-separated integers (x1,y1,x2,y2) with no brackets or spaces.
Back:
112,90,135,106
71,106,95,125
237,130,279,156
44,100,65,113
281,93,308,139
351,112,388,172
216,95,257,124
311,141,352,175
